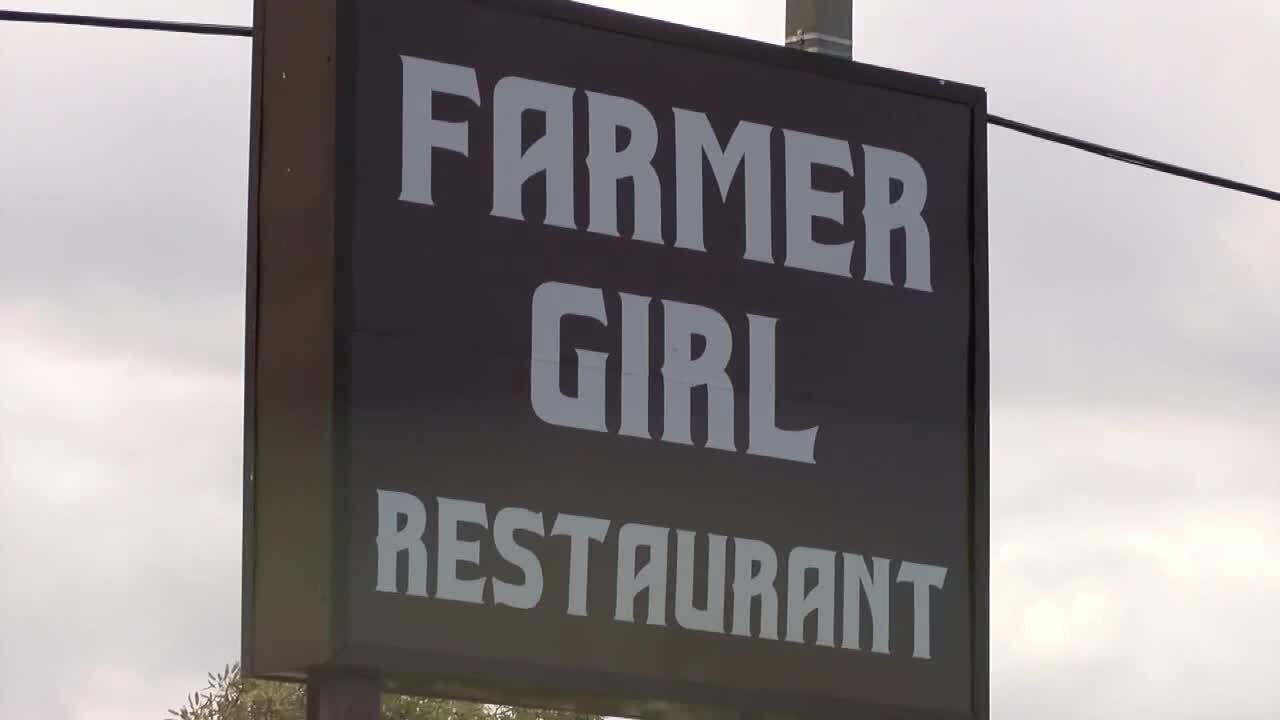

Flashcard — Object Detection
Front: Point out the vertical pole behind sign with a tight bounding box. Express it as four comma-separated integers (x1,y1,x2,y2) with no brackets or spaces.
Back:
784,0,852,58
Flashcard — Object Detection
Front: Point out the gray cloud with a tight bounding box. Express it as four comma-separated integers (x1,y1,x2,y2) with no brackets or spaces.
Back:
1,1,1277,719
0,23,251,307
0,324,243,720
0,9,248,719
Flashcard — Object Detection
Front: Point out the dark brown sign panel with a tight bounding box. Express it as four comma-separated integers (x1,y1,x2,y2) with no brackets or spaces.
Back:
243,2,988,720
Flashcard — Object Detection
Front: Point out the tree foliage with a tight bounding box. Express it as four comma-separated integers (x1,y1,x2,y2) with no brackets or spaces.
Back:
167,663,602,720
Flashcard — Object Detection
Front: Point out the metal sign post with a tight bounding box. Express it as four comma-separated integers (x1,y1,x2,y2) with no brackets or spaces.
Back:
784,0,852,58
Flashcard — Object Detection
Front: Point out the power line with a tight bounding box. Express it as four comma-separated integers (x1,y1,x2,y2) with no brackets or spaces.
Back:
0,9,252,37
2,8,1277,203
989,114,1280,203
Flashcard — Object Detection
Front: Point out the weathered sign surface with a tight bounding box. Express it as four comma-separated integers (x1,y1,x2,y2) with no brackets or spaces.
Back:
244,1,989,719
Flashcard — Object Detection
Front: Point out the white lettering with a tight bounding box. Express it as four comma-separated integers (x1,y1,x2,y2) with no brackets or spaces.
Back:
660,299,735,451
491,76,577,228
368,490,954,661
731,538,779,640
786,546,836,647
550,513,610,617
897,561,948,659
674,530,727,633
397,56,941,296
673,109,773,261
842,553,891,654
399,56,479,206
586,91,663,242
529,286,821,465
747,314,818,464
618,292,652,439
435,497,489,604
530,281,609,433
616,523,669,625
492,506,546,610
375,489,429,597
783,129,854,277
863,144,932,292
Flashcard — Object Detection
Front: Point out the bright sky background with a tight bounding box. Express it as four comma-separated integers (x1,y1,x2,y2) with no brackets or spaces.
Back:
1,2,1277,719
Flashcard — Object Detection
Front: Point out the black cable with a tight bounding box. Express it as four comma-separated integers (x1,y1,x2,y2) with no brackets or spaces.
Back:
0,9,252,37
989,113,1280,203
2,9,1278,203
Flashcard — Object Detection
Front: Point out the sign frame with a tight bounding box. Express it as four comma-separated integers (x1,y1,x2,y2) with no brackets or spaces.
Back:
242,1,989,718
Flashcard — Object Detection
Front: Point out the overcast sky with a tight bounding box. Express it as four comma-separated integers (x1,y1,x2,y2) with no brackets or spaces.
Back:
1,1,1277,719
